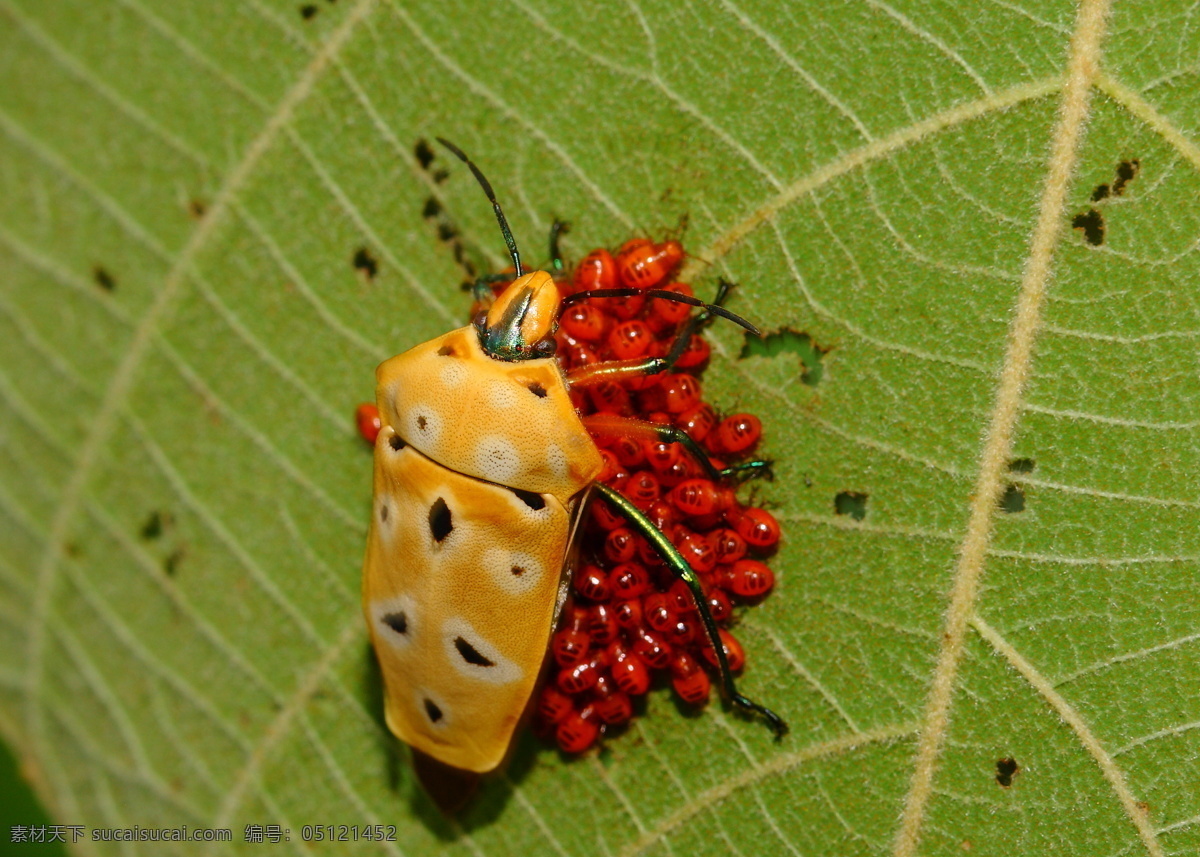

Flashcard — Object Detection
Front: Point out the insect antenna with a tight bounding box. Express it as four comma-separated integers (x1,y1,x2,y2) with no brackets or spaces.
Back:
436,138,523,277
562,287,761,336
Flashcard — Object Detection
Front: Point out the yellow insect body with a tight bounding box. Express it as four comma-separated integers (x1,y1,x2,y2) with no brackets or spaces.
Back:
363,272,603,773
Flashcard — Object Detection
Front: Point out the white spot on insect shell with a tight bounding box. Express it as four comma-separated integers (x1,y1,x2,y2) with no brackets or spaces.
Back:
370,594,417,652
439,361,468,388
483,548,543,596
487,382,521,410
474,436,522,483
404,403,442,445
546,444,568,479
441,617,522,685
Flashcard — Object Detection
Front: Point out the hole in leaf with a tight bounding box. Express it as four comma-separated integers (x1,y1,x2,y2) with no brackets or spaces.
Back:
995,757,1018,787
1008,457,1035,474
437,223,458,242
1090,183,1110,202
834,491,867,521
432,168,449,184
1072,209,1104,246
299,4,318,19
163,548,184,577
188,198,207,219
353,247,378,280
999,484,1025,514
93,266,116,292
1112,158,1140,196
140,510,171,541
740,328,829,386
423,197,442,219
414,139,435,170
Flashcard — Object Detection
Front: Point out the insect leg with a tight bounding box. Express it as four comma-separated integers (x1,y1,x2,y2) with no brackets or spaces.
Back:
563,282,760,335
469,272,511,304
592,482,787,738
566,279,754,386
549,220,569,274
566,356,668,387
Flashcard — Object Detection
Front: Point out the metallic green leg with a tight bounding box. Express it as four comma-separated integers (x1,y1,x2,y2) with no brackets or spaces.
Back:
471,272,511,303
549,220,569,274
593,482,788,738
717,459,774,481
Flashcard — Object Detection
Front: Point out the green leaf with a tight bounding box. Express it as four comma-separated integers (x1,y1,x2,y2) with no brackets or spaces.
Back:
1,0,1195,854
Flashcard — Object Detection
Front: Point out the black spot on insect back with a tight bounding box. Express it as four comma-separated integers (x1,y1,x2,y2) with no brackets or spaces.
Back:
429,498,452,542
424,698,443,723
454,637,495,667
510,488,546,511
383,612,408,635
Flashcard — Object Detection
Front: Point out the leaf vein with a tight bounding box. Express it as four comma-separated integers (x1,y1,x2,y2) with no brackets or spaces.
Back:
891,3,1113,853
972,615,1163,856
681,77,1061,281
619,725,916,857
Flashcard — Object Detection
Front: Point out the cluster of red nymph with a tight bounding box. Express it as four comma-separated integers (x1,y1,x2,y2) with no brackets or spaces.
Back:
525,237,780,755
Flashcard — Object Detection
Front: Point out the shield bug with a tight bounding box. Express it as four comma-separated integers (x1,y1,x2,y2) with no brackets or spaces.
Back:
361,139,785,807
